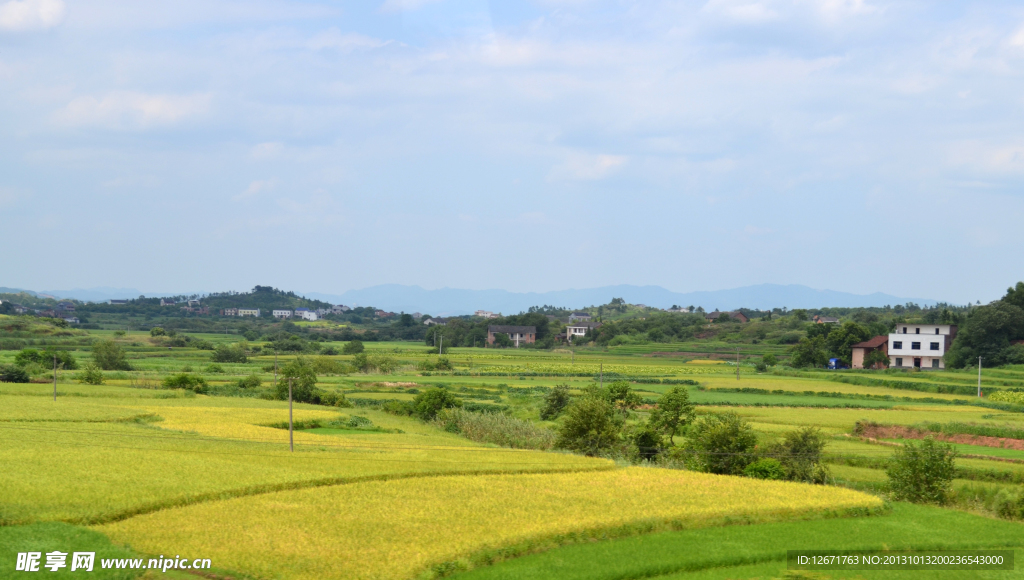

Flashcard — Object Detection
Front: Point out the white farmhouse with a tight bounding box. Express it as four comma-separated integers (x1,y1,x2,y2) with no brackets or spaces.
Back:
272,309,293,319
294,308,318,321
238,308,260,317
888,324,957,370
566,321,602,342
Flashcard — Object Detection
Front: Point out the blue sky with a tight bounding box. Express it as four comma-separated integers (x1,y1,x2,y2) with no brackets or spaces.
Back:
2,0,1023,304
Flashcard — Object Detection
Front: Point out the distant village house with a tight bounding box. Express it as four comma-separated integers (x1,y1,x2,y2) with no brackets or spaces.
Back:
705,311,749,323
569,312,592,322
851,336,888,369
272,310,293,319
160,298,177,306
488,325,536,347
566,321,601,342
888,324,957,370
237,308,260,317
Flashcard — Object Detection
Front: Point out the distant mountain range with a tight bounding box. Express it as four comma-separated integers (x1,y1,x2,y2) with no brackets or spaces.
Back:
1,283,936,314
304,284,937,316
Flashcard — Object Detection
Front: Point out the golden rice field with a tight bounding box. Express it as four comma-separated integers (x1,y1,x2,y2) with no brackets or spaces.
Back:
0,394,609,524
476,363,719,376
699,376,973,401
96,467,883,580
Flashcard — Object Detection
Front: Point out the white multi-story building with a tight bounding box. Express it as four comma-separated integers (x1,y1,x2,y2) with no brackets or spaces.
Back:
888,324,957,370
272,309,293,319
238,308,260,317
295,308,318,321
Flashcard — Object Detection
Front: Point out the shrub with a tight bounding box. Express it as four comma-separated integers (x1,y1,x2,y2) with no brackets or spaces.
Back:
0,364,31,383
243,330,260,341
205,364,225,373
628,421,664,461
211,344,247,363
539,385,571,420
989,390,1024,405
432,408,555,450
92,340,131,370
684,413,758,475
192,339,215,350
555,394,622,456
274,358,319,403
744,458,785,480
762,354,778,366
776,426,828,483
352,353,372,373
369,353,399,375
14,348,78,370
992,488,1024,520
113,330,125,337
342,340,365,354
648,386,694,445
236,374,262,389
76,363,105,385
312,356,347,375
162,373,208,393
321,345,339,356
886,437,957,504
412,388,463,420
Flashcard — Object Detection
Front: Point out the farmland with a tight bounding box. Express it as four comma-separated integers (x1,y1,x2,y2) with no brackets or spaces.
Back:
2,315,1024,579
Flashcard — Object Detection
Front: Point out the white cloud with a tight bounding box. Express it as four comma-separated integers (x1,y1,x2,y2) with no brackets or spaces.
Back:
0,0,64,31
53,92,210,129
307,29,390,51
703,0,778,23
251,142,284,159
552,153,627,181
379,0,442,14
233,179,276,201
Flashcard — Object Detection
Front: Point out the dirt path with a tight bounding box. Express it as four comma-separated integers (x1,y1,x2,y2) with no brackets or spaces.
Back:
857,424,1024,451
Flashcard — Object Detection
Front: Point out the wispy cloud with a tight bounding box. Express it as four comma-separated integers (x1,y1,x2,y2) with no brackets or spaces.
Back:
0,0,64,31
52,92,210,130
233,179,277,201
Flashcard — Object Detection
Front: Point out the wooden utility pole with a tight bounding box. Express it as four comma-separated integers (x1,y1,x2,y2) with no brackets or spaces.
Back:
600,363,603,389
978,356,983,398
274,351,279,388
53,355,58,402
288,378,294,452
736,348,740,381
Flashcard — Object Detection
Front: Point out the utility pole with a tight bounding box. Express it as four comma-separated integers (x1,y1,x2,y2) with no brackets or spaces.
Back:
288,378,294,452
737,348,740,381
53,354,57,402
600,363,603,390
439,335,443,355
978,356,983,398
274,350,279,388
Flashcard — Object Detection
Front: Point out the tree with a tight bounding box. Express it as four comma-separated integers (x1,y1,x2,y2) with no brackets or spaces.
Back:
275,358,319,403
792,309,809,321
92,340,131,370
342,340,365,355
0,364,31,383
628,422,664,461
555,395,622,456
1004,281,1024,310
789,336,828,368
412,387,463,420
886,437,957,504
162,373,208,393
863,349,890,369
539,385,571,420
648,386,694,444
76,363,104,385
762,354,778,367
492,333,513,348
211,343,247,363
776,427,828,482
604,380,643,412
825,321,871,366
684,413,757,475
946,301,1024,368
150,327,165,337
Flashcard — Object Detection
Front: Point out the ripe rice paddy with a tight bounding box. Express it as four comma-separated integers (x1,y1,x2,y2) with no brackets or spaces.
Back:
96,468,882,580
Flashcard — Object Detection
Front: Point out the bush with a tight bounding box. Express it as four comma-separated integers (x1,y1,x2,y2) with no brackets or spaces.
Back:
211,343,247,363
274,358,319,403
539,385,571,420
191,339,215,350
76,363,105,385
352,353,372,373
744,458,785,480
775,426,828,482
992,488,1024,520
14,348,78,370
236,374,262,389
342,340,365,354
684,412,757,475
412,388,463,420
162,373,208,393
886,437,957,504
92,340,131,370
0,364,31,383
312,355,348,375
628,422,664,461
205,363,225,373
321,345,339,356
988,390,1024,405
555,394,622,456
432,408,555,450
369,353,399,375
243,330,260,341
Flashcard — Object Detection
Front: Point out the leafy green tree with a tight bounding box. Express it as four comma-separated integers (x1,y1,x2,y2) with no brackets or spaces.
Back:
342,340,365,355
863,349,890,369
539,385,571,420
162,373,208,393
369,353,399,374
243,330,260,341
792,309,809,321
946,301,1024,368
790,336,829,368
763,354,778,366
352,352,372,373
628,421,664,461
824,321,871,365
492,333,513,348
412,387,463,420
211,343,247,363
743,458,785,480
92,340,131,370
886,437,957,504
149,327,165,337
648,386,694,444
684,413,757,475
236,374,262,389
776,427,828,482
555,394,622,456
603,380,643,412
1004,281,1024,310
0,364,31,383
275,358,319,403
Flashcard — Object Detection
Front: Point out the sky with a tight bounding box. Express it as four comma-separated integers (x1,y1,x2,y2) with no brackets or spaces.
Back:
1,0,1023,304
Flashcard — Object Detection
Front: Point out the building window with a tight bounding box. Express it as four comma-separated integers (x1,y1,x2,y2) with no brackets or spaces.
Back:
893,341,903,349
932,359,940,368
911,342,921,350
895,358,903,367
935,328,940,334
902,327,907,333
930,342,940,351
915,328,920,334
